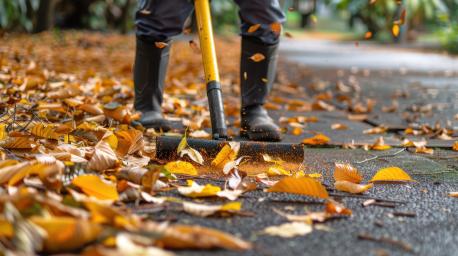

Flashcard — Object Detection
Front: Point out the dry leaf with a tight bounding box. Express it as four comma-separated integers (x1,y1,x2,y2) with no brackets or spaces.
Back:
270,22,282,35
72,174,119,200
0,136,35,149
331,123,348,130
211,142,240,169
87,139,118,171
415,146,434,155
177,180,221,198
302,134,330,145
249,53,265,62
334,163,363,183
370,137,392,151
182,201,241,217
247,24,261,33
155,42,168,49
266,166,291,176
30,216,101,253
150,223,251,250
176,135,204,165
115,129,143,156
164,161,197,176
363,126,387,134
370,167,413,183
0,123,6,141
334,180,373,194
452,141,457,151
267,177,329,199
449,192,458,197
262,222,312,238
325,200,352,215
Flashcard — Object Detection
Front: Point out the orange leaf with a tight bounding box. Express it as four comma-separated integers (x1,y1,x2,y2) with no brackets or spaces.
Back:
302,133,330,145
30,216,102,253
334,163,363,183
247,24,261,33
270,22,282,35
267,176,329,199
249,53,265,62
449,192,458,198
392,24,400,37
72,174,119,200
325,200,352,215
452,141,458,151
369,167,413,183
334,180,373,194
153,223,251,251
370,137,391,151
155,42,168,49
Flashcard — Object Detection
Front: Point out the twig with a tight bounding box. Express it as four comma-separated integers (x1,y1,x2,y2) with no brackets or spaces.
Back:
355,148,406,164
358,233,414,253
329,192,407,204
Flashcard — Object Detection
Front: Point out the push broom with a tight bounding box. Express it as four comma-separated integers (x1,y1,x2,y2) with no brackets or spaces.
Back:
154,0,304,162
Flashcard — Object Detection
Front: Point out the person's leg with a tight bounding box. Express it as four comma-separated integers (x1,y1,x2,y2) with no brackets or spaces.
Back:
234,0,286,141
134,0,193,130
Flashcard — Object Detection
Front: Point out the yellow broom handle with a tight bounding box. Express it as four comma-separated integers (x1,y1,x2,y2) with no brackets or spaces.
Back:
194,0,220,83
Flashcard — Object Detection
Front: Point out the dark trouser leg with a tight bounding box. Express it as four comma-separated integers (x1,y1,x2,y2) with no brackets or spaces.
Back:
134,0,193,130
235,0,285,141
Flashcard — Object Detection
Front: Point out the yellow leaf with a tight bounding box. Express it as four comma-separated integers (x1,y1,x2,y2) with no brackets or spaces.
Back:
83,201,139,229
334,180,373,194
30,216,102,253
267,165,290,176
30,123,62,140
164,161,197,176
262,154,284,165
103,131,118,150
370,137,391,151
0,124,6,141
302,133,330,145
308,173,322,178
267,177,329,199
247,24,261,33
72,174,119,200
370,167,413,183
87,139,118,171
0,217,13,238
177,180,221,198
415,146,434,155
211,142,240,169
392,24,400,37
8,162,62,187
249,53,265,62
334,163,363,183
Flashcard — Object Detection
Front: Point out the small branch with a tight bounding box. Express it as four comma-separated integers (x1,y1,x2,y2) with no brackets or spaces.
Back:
358,233,415,253
355,148,406,164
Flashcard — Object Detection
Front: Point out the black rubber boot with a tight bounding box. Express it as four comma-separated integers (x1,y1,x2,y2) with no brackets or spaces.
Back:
134,36,172,131
240,37,281,141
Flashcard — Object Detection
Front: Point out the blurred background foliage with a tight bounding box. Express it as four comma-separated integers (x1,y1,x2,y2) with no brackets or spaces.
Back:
0,0,457,53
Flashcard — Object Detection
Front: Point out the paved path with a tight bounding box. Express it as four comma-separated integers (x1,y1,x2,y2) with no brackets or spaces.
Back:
280,39,458,73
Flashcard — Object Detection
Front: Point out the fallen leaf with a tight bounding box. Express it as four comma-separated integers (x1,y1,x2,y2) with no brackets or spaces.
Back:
87,138,119,171
325,200,352,215
30,123,62,140
270,22,282,35
176,135,204,165
182,201,241,217
331,123,348,130
164,161,197,176
452,141,457,151
449,192,458,197
370,137,392,151
266,165,290,176
363,126,387,134
247,24,261,33
249,53,265,62
0,136,35,149
211,142,240,169
177,180,221,198
334,163,363,183
370,167,413,183
334,180,373,194
155,42,168,49
267,176,329,199
30,216,102,253
262,222,312,238
0,123,6,140
72,174,119,200
415,146,434,155
150,223,251,250
302,134,330,145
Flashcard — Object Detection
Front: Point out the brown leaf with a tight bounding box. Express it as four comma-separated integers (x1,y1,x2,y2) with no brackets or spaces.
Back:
87,138,119,171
